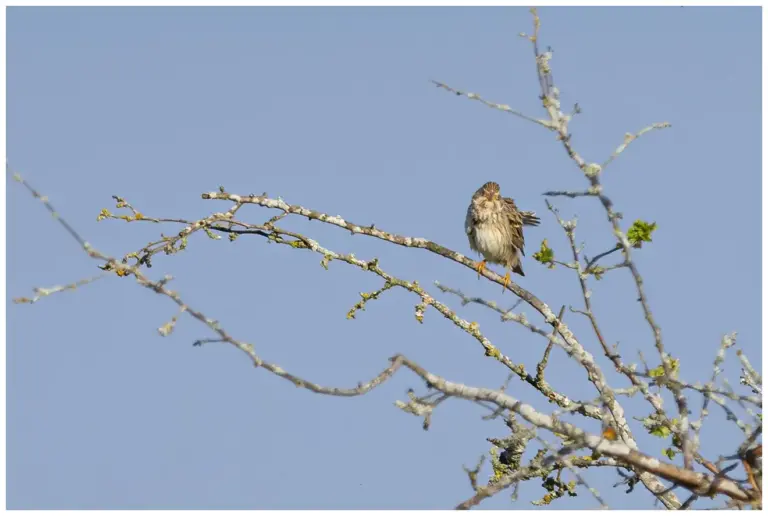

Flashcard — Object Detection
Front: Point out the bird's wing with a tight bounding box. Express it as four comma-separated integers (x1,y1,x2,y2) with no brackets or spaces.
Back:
504,197,540,227
520,210,541,227
464,203,475,236
465,203,479,253
503,197,526,256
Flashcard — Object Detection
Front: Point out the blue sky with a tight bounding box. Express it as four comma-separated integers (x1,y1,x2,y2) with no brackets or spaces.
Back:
7,7,761,509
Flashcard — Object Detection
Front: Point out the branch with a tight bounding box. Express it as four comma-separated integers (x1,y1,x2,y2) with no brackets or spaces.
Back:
200,191,629,422
395,356,751,505
430,80,555,130
602,123,672,170
13,273,107,304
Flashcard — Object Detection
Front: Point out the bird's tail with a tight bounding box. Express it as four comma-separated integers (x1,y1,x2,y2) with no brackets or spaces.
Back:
510,252,524,276
521,211,540,227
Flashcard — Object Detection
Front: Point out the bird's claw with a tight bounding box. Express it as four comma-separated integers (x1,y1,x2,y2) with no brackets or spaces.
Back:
502,272,511,294
476,260,487,279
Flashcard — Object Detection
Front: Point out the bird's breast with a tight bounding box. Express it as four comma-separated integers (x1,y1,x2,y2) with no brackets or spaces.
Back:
472,200,503,222
472,221,509,263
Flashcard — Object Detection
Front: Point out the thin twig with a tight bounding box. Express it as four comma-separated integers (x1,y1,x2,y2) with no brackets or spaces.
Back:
536,305,565,383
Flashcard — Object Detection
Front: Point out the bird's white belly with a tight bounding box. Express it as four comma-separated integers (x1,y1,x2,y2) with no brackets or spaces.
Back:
473,223,507,262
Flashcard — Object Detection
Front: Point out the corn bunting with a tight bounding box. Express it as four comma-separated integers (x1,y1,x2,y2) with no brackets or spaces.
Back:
465,181,540,291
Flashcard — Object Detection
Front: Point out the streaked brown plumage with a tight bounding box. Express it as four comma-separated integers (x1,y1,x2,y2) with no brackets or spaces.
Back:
465,181,540,290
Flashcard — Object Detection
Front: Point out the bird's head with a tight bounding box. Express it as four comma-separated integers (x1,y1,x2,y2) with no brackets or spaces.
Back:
479,181,501,201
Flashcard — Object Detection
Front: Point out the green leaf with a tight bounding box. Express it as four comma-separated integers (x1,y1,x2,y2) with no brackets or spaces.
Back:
627,219,657,248
649,357,679,378
204,227,222,240
650,425,672,438
663,448,677,460
533,239,555,268
590,266,605,280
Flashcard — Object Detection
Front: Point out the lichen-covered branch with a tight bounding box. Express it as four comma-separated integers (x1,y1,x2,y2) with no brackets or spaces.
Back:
396,355,752,505
199,189,641,437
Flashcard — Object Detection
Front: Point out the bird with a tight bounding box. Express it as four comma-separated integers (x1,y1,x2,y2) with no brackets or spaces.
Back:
465,181,540,292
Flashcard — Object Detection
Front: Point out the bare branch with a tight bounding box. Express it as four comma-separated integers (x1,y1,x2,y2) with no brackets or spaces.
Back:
399,356,750,504
737,349,762,395
535,305,565,383
13,273,107,305
430,80,555,129
542,189,597,199
602,123,672,170
199,191,645,451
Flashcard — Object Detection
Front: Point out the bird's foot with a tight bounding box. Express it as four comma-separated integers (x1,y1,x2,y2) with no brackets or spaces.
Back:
501,272,511,294
476,260,487,279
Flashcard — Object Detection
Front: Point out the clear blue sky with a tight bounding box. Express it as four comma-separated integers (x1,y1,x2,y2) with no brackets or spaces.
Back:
7,7,761,510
